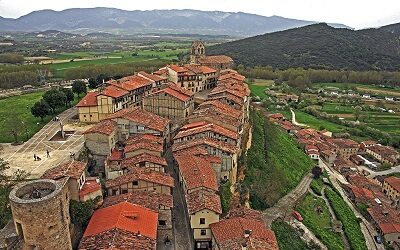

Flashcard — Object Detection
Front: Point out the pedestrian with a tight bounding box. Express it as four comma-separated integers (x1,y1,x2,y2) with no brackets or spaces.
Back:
34,154,37,161
46,149,50,158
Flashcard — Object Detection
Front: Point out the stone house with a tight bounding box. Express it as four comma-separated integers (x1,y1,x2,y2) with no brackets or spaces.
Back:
383,177,400,205
189,41,234,72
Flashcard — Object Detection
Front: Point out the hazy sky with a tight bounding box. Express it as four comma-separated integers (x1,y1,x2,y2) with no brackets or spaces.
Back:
0,0,399,29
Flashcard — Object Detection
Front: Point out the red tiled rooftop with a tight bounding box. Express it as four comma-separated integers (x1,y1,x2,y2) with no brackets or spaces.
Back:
102,191,173,212
101,85,129,98
147,83,193,102
185,189,222,214
198,55,234,65
106,168,174,188
138,71,167,82
124,141,163,154
189,108,242,128
199,100,242,120
175,122,238,141
126,134,164,145
84,119,116,136
122,153,167,167
83,202,158,239
79,178,101,200
172,137,238,154
42,160,86,180
105,107,170,133
210,217,278,250
76,92,97,107
384,176,400,193
174,153,219,192
167,64,189,73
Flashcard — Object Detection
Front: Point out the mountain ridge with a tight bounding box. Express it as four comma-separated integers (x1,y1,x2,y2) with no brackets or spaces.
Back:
0,8,351,37
207,23,400,71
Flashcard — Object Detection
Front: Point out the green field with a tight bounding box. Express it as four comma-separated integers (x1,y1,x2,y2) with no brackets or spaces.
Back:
313,82,400,95
244,110,314,209
298,193,345,250
294,110,346,133
0,91,80,143
47,49,184,77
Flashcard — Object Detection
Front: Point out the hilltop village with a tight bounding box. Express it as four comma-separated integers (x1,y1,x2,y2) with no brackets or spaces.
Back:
2,41,278,250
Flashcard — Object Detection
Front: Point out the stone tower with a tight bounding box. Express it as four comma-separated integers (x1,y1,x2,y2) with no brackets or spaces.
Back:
9,179,73,250
190,40,206,64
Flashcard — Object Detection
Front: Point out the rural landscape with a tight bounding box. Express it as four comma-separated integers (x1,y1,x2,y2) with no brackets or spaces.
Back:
0,2,399,250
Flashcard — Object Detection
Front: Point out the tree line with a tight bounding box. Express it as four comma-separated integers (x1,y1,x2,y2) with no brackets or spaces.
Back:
0,64,53,89
238,65,400,89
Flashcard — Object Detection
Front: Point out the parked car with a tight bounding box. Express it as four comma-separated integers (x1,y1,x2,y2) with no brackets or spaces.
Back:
293,211,303,221
374,235,382,244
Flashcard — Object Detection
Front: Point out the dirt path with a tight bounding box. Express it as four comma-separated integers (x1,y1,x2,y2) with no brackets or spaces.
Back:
290,108,308,127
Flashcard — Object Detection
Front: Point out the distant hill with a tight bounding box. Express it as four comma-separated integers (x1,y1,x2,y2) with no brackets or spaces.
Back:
0,8,350,37
207,24,400,71
379,23,400,35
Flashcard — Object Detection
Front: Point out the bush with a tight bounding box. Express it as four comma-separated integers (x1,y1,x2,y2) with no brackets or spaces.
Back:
220,181,232,213
272,220,315,250
325,188,367,250
69,199,95,228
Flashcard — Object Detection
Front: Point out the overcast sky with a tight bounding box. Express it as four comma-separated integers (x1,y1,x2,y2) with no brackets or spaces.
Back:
0,0,399,29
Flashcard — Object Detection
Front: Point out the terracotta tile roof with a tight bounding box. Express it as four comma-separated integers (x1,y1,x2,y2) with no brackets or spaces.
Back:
199,100,242,120
189,108,242,128
334,157,355,168
167,64,189,73
174,122,238,141
174,153,219,192
184,64,216,74
367,145,399,157
102,191,173,211
347,185,375,200
79,227,156,250
126,134,164,145
79,178,101,200
105,107,170,133
83,202,158,239
109,75,152,91
100,85,129,98
198,55,234,65
106,168,174,188
84,120,116,136
76,92,98,107
185,189,222,214
210,217,278,250
153,68,168,76
384,176,400,193
367,205,400,234
226,207,264,221
108,148,124,161
124,141,163,154
122,153,167,167
172,137,238,154
147,83,193,102
42,160,86,180
138,71,167,82
327,138,359,148
208,93,244,106
361,140,377,146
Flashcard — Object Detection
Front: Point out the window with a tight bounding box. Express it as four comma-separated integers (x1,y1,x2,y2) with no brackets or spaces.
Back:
121,189,128,194
159,220,166,226
132,181,138,186
137,125,145,131
200,229,206,235
200,218,205,224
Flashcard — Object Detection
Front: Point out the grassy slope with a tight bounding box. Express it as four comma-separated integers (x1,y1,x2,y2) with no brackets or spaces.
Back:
272,220,311,250
244,110,314,209
298,193,345,250
0,91,81,143
294,110,345,132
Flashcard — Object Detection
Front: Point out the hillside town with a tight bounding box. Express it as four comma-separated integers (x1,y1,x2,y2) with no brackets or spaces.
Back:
0,41,279,250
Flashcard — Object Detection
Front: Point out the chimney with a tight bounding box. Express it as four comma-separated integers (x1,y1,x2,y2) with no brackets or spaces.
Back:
244,229,252,238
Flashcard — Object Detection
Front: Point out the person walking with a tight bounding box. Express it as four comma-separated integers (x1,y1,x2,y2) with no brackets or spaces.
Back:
46,149,50,158
34,154,37,161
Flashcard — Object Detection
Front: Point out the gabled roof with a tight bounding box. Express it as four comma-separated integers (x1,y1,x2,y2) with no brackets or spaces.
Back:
146,83,193,102
174,153,219,192
174,122,238,141
106,168,174,188
122,153,167,167
100,85,129,98
138,71,167,82
108,75,152,91
105,107,170,133
84,120,116,136
199,100,242,120
83,202,158,239
124,141,163,154
126,134,164,145
76,92,98,107
172,137,238,154
198,55,234,65
210,217,278,250
41,160,86,180
185,189,222,214
102,191,173,211
384,176,400,193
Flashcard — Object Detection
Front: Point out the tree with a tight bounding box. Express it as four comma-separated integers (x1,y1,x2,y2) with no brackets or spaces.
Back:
88,78,97,89
60,88,74,107
72,80,87,98
4,115,24,144
354,106,362,121
43,89,67,114
31,100,50,121
69,199,95,228
311,166,323,179
96,74,109,85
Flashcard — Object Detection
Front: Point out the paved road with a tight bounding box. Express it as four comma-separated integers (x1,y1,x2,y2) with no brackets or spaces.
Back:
368,164,400,177
319,160,384,250
165,148,193,250
263,173,313,227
